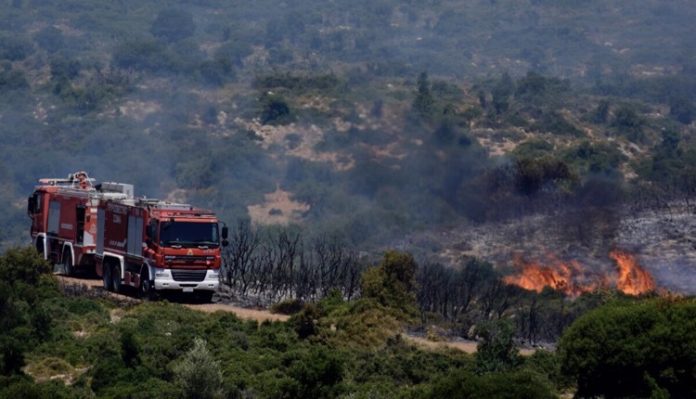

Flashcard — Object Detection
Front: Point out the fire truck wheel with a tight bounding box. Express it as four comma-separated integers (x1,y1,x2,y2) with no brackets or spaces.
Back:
199,291,214,303
103,263,113,291
138,269,154,300
111,264,122,293
61,250,73,276
35,239,44,259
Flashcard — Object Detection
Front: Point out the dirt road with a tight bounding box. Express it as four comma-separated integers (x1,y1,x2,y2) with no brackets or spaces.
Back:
403,335,536,355
56,274,289,323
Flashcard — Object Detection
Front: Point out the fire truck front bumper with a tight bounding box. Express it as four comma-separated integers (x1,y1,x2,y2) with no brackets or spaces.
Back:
153,268,219,292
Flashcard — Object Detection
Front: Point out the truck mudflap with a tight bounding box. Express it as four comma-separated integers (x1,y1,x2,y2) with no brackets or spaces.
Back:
152,268,219,292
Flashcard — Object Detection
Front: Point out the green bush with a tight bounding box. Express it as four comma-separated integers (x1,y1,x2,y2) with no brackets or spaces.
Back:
475,320,520,373
271,299,305,315
259,93,295,125
173,338,225,399
361,251,418,318
427,369,555,399
0,35,33,61
559,299,696,398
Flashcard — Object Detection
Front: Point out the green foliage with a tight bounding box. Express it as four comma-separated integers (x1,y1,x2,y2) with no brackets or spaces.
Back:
291,303,321,339
112,39,175,72
0,67,28,91
475,319,520,373
491,72,514,115
592,99,610,123
271,298,305,315
0,248,57,376
283,346,345,399
49,57,81,81
175,154,215,189
669,96,694,124
515,71,570,106
0,377,81,399
426,368,555,399
173,338,225,399
0,247,51,286
637,130,696,194
532,111,582,136
33,26,63,53
514,157,574,196
0,34,33,61
214,41,253,67
612,104,645,142
361,251,418,317
413,72,435,120
563,140,626,176
120,330,140,367
259,93,294,125
254,73,340,92
198,58,234,87
559,298,696,398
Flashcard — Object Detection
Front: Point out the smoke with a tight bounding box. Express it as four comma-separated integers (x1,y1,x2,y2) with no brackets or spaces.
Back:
1,0,695,283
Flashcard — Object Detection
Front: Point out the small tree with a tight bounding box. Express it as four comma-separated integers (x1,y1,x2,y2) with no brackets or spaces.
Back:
173,338,224,399
413,72,435,119
592,100,610,124
361,250,418,317
260,93,294,125
475,319,520,373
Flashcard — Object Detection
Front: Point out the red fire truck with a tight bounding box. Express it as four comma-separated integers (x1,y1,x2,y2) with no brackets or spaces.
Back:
27,171,228,301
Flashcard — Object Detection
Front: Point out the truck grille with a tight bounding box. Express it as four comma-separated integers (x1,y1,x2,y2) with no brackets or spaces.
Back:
172,256,207,263
171,269,207,282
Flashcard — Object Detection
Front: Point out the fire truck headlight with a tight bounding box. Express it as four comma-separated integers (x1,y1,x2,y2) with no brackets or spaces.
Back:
155,268,170,278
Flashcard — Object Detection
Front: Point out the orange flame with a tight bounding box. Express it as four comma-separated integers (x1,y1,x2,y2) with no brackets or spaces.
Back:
504,250,655,297
609,249,655,295
503,255,597,297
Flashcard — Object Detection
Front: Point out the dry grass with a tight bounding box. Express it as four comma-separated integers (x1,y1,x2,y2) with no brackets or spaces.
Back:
23,357,88,385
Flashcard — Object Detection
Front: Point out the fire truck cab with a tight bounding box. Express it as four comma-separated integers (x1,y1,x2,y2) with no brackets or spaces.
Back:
97,198,227,300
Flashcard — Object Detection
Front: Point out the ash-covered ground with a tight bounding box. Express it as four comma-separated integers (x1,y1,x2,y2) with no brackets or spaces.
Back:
400,204,696,295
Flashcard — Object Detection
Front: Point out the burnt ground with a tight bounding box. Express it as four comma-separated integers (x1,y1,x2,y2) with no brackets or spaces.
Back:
398,204,696,295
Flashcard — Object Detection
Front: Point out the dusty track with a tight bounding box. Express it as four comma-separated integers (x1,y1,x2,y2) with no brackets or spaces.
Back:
403,335,536,355
56,275,289,323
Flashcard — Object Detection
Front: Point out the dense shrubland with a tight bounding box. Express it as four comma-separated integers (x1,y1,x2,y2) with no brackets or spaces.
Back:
1,247,693,398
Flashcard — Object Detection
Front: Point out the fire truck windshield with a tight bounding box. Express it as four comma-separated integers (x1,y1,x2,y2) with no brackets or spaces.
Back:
159,221,219,248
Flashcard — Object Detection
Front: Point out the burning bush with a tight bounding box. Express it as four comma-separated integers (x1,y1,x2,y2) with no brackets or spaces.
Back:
503,250,656,297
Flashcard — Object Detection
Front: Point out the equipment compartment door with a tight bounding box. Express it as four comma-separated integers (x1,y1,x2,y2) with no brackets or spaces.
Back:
47,200,61,235
76,205,86,244
127,215,143,256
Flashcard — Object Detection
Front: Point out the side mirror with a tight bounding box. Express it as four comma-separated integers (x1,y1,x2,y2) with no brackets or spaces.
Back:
221,226,229,239
221,239,229,247
27,196,36,215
